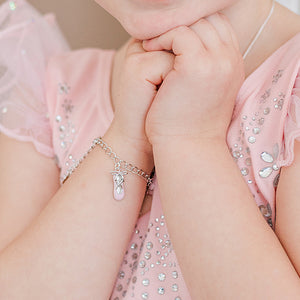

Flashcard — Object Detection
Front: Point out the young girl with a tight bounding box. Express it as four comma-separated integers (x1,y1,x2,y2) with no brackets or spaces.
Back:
1,0,300,298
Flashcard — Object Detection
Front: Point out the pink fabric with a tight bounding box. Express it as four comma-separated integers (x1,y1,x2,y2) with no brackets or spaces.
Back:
2,0,300,299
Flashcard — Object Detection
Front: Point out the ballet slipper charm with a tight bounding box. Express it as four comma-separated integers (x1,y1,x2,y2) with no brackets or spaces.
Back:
111,170,128,201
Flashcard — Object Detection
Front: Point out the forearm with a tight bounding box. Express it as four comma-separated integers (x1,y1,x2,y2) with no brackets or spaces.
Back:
153,138,300,299
0,125,153,299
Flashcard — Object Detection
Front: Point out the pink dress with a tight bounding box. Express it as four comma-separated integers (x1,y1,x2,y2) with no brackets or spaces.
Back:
1,0,300,299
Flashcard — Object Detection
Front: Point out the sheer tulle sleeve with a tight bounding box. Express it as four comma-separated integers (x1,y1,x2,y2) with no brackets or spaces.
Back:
0,0,70,157
281,69,300,167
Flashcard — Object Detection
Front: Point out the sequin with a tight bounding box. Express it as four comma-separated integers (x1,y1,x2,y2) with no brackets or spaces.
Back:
146,242,153,250
56,115,62,122
158,287,165,295
141,292,148,299
144,252,151,260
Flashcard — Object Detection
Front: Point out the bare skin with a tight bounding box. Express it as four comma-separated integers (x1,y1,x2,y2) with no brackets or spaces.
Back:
109,2,300,218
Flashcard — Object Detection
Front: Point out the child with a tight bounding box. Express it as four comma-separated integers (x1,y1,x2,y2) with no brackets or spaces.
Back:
1,0,300,298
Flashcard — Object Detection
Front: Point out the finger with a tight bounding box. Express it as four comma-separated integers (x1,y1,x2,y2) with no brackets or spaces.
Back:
218,13,240,52
189,18,223,52
126,38,146,54
142,26,206,56
204,12,233,45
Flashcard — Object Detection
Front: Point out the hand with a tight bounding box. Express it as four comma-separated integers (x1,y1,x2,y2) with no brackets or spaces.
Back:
142,12,245,145
109,37,174,155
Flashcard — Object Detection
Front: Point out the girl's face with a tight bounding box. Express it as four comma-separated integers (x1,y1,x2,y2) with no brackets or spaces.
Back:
95,0,238,40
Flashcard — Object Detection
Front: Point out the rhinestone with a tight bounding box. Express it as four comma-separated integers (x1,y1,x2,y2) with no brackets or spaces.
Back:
273,173,280,187
9,1,16,10
242,115,247,120
142,279,150,286
245,158,252,166
116,186,123,194
241,168,249,176
60,141,66,148
161,256,165,260
245,126,250,131
248,180,253,184
156,233,160,237
248,136,256,144
161,215,165,219
155,218,159,222
273,164,279,170
132,276,137,284
156,260,161,265
132,253,138,260
156,226,160,231
252,117,256,121
259,203,272,218
150,264,155,268
139,260,146,268
131,243,138,250
56,115,62,122
165,240,171,247
158,287,165,295
160,222,165,226
234,143,238,147
59,125,65,132
117,284,123,291
156,251,161,255
232,150,241,158
158,273,166,281
172,284,178,292
259,167,273,178
163,263,167,267
273,97,278,102
260,152,274,163
119,271,125,279
172,271,178,278
274,104,279,109
144,252,151,260
1,107,8,114
253,127,260,134
68,155,73,160
141,292,148,299
175,297,182,300
135,229,140,234
258,118,265,125
263,107,270,115
146,242,153,250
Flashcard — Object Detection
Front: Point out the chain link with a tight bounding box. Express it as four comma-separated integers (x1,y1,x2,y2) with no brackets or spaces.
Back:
62,136,154,187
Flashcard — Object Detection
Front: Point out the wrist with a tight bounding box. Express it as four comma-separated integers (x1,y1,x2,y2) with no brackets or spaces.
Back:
103,125,154,175
152,135,227,153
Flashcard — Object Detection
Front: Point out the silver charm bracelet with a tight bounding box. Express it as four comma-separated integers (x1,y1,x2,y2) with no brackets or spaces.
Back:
62,136,154,201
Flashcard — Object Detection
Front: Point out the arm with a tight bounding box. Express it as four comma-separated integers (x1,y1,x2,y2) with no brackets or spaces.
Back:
152,137,300,300
0,125,153,299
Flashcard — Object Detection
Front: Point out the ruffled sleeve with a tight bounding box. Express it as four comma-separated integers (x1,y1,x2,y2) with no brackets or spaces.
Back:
280,68,300,167
0,0,70,157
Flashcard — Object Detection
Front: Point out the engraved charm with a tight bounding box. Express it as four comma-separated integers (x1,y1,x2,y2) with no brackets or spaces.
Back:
111,170,128,201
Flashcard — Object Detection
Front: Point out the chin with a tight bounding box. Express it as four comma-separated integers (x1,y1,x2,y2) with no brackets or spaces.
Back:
118,7,204,40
